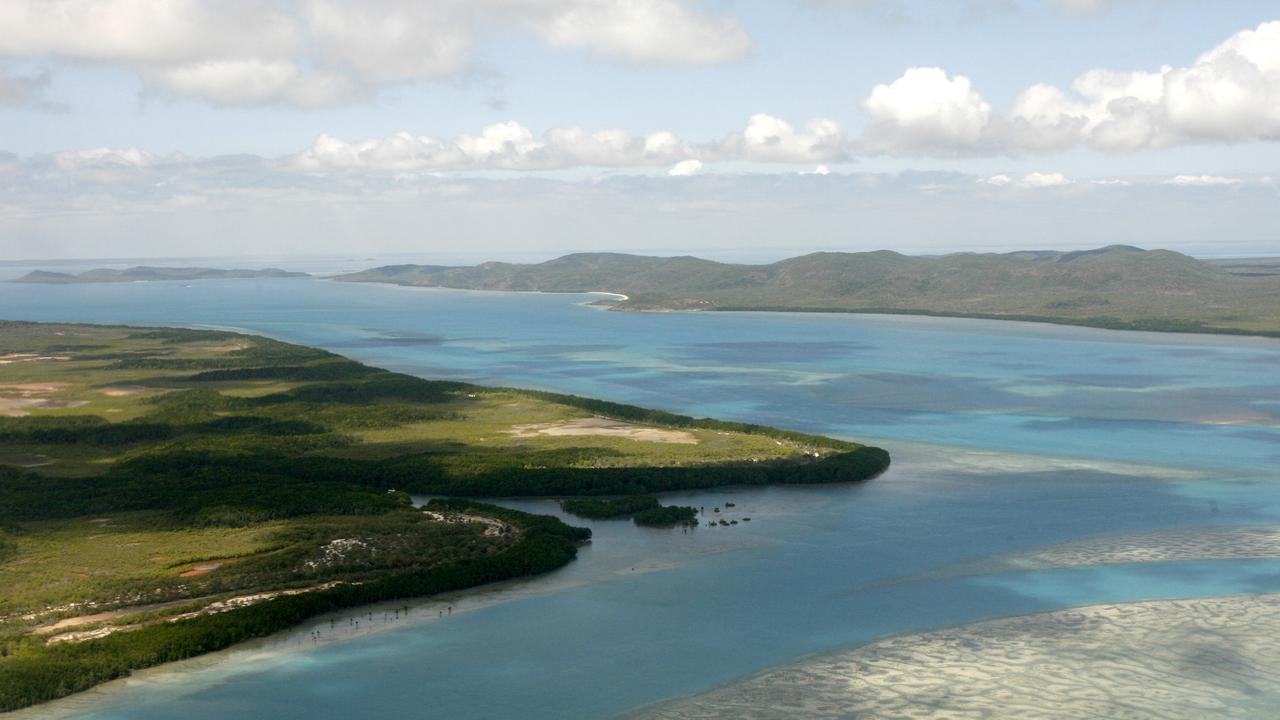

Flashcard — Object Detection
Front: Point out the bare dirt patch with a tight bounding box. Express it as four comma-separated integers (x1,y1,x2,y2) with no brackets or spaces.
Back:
0,398,88,415
507,417,698,444
178,342,249,355
0,354,70,364
179,561,227,578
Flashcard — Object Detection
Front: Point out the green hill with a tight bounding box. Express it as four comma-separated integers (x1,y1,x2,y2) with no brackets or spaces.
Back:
336,246,1280,336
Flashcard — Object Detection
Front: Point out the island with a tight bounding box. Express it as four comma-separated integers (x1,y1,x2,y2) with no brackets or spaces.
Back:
334,245,1280,337
0,320,887,711
11,266,309,283
560,496,699,527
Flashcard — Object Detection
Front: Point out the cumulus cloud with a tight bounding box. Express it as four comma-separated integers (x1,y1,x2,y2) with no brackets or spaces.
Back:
1019,171,1072,188
0,0,751,107
732,114,845,163
863,21,1280,156
667,159,703,176
860,67,992,155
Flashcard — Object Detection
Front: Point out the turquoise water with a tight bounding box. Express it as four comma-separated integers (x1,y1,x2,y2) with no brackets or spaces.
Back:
2,277,1280,718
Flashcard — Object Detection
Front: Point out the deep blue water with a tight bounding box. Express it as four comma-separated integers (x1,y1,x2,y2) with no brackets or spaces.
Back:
2,277,1279,719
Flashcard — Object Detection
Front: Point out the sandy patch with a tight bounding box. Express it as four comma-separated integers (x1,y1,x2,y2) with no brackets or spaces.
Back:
422,510,514,538
633,594,1280,720
0,382,83,415
507,417,698,444
0,398,88,416
0,398,43,417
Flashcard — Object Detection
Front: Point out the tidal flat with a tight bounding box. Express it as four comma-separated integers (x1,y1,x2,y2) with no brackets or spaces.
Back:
632,594,1280,719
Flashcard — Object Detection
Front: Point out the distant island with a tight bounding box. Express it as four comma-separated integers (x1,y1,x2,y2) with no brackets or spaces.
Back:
12,266,309,284
335,246,1280,338
0,321,887,711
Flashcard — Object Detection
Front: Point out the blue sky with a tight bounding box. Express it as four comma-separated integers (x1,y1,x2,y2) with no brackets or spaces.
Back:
1,0,1278,260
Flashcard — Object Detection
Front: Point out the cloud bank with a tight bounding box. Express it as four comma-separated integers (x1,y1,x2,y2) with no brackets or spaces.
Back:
4,153,1275,262
0,0,750,107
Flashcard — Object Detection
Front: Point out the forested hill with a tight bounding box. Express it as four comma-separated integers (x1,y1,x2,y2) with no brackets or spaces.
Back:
335,246,1280,337
12,266,309,283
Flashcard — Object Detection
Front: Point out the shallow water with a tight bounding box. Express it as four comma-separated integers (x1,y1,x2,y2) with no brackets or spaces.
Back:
2,278,1279,718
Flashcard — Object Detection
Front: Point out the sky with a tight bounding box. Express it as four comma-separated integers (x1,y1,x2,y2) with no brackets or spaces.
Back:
1,0,1278,262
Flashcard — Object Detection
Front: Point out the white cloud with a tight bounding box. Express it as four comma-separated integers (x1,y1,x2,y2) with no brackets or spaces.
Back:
668,159,703,176
860,67,992,155
0,0,751,107
294,122,689,172
1019,171,1072,188
980,172,1072,188
736,114,845,162
862,21,1280,156
293,115,845,171
525,0,750,65
1163,175,1243,186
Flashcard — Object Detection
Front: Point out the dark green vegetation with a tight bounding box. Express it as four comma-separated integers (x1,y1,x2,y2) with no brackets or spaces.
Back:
561,495,662,519
560,495,698,527
0,321,886,710
0,499,588,712
336,246,1280,337
11,266,309,284
632,505,699,527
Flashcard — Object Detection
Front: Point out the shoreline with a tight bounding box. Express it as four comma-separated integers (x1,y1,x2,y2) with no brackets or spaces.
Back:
335,278,1280,341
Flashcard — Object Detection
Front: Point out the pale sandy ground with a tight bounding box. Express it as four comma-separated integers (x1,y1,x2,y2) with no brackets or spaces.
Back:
507,417,698,444
630,594,1280,720
0,382,82,416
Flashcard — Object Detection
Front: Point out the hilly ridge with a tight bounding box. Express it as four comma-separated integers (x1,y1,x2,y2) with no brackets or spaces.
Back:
336,246,1280,337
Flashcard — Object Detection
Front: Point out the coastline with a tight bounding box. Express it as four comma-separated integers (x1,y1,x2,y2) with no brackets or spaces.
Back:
333,278,1280,340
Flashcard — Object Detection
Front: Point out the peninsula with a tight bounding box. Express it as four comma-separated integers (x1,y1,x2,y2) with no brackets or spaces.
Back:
0,321,887,711
335,246,1280,337
12,267,309,284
